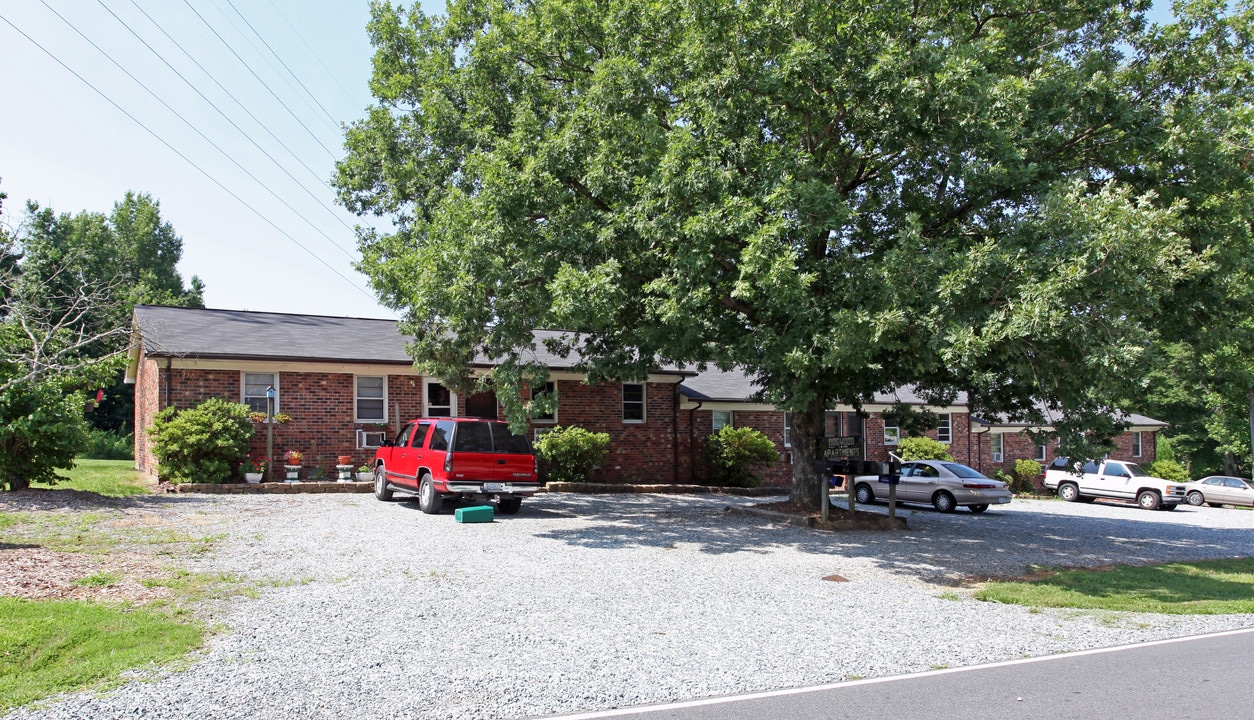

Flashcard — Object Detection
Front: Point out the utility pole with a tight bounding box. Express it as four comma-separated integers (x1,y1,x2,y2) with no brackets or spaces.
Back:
1248,390,1253,477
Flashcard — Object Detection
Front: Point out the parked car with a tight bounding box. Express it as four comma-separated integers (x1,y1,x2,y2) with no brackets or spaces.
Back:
1184,476,1254,508
851,460,1012,513
372,418,539,514
1043,457,1186,510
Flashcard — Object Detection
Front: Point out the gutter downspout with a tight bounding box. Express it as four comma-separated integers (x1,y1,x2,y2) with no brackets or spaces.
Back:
164,357,172,410
672,378,684,484
688,400,704,484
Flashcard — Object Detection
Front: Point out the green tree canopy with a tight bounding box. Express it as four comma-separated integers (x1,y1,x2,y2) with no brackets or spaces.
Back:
337,0,1254,508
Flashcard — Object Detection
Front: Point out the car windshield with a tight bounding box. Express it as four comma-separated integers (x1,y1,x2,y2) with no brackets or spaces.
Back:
941,463,988,479
1125,463,1150,477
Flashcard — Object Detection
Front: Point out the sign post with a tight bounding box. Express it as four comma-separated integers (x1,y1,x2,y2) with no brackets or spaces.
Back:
820,436,864,516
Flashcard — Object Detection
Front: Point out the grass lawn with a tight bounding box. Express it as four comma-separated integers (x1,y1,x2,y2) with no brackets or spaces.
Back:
0,597,201,712
975,558,1254,614
46,459,150,497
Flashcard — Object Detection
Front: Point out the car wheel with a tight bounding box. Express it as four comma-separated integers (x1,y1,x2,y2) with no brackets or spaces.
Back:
418,473,443,514
1161,504,1178,511
1186,491,1205,507
968,504,989,514
498,497,522,515
932,491,957,513
373,464,393,501
1058,483,1080,502
854,483,875,505
1207,502,1224,508
1136,490,1161,511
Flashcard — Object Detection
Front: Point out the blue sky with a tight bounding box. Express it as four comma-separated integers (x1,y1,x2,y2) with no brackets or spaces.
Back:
0,1,1178,320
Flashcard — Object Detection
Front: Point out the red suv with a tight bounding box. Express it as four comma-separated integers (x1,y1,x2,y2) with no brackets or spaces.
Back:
371,418,539,514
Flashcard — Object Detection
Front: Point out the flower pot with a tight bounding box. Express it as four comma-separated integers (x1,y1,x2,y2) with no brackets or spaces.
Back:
244,472,263,484
337,455,353,466
357,471,373,482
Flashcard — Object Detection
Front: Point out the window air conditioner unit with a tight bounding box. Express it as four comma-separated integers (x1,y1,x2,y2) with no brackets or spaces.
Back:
357,430,387,449
991,452,1003,463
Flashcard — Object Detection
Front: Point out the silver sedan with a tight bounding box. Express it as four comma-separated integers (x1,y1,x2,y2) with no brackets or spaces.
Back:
1184,476,1254,508
852,460,1013,513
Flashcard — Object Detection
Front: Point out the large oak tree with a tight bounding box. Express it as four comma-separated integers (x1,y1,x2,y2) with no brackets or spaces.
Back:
337,0,1253,509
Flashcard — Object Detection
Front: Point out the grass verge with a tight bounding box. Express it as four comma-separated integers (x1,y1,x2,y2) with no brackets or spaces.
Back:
975,558,1254,614
44,459,150,497
0,597,202,712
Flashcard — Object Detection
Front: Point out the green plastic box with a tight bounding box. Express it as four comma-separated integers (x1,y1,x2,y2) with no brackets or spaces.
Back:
455,505,495,523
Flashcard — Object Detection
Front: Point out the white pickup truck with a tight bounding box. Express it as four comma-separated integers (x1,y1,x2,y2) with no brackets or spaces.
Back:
1043,458,1187,510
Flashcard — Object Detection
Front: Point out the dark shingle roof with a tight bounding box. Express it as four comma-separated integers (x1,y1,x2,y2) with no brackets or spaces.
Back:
679,367,968,407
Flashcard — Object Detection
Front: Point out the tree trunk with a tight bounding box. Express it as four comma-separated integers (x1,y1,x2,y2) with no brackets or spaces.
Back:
789,397,826,511
1247,390,1254,476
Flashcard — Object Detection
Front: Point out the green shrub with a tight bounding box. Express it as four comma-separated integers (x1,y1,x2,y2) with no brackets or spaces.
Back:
1147,459,1189,483
80,428,133,460
703,426,778,487
533,426,610,483
147,398,254,483
896,436,953,461
1011,458,1043,493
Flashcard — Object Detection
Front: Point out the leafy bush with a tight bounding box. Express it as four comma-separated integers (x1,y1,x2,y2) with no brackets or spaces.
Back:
147,398,254,483
1011,458,1043,493
1,381,90,491
1147,459,1189,483
533,426,610,483
896,436,953,461
80,428,133,460
703,426,778,487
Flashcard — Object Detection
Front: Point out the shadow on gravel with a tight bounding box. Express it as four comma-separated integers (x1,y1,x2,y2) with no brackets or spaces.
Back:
529,495,1254,585
0,488,221,512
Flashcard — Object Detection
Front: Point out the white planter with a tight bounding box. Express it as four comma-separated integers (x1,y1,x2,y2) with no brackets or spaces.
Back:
244,473,263,484
357,472,373,482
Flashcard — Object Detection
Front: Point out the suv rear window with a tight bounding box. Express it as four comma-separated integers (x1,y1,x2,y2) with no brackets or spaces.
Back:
449,421,534,454
491,424,532,454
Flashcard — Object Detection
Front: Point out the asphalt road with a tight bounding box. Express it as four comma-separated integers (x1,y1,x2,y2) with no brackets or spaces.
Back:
540,628,1254,720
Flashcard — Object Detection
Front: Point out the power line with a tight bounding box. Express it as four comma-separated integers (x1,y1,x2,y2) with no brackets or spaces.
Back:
264,0,362,111
97,0,359,239
223,0,343,131
179,0,339,160
38,0,357,262
0,12,390,315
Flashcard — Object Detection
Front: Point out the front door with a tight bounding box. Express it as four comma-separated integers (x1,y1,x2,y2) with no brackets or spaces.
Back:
465,391,497,419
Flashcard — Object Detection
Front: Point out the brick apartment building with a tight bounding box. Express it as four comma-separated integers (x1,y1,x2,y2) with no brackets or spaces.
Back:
127,306,1165,485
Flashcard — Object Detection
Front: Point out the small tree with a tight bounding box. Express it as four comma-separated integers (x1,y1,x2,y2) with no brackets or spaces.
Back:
147,398,254,483
1011,459,1044,494
533,426,610,483
1147,459,1190,483
896,437,953,462
703,426,778,488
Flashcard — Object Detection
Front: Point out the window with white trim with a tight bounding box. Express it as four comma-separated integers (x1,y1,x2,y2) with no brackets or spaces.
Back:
622,383,645,422
355,376,386,423
1132,431,1143,457
783,412,792,447
531,382,556,423
1035,442,1047,462
936,413,952,444
990,433,1003,463
424,380,454,417
242,372,277,414
883,425,900,445
712,410,732,432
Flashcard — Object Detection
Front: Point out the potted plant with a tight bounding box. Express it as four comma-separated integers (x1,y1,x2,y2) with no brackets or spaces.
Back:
357,464,373,482
242,455,267,484
248,411,293,424
284,450,303,481
337,454,354,466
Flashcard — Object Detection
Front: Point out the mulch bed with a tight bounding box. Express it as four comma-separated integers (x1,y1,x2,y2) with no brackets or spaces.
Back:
742,499,908,531
0,547,172,604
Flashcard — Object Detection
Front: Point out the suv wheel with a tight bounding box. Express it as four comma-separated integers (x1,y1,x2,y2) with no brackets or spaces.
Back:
373,465,393,501
418,473,443,514
1058,483,1080,502
1136,490,1161,511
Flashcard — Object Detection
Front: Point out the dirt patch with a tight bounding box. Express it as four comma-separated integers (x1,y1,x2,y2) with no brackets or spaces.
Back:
742,500,907,531
0,546,172,604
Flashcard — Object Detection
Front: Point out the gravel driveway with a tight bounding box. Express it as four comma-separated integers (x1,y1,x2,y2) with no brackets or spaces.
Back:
7,492,1254,720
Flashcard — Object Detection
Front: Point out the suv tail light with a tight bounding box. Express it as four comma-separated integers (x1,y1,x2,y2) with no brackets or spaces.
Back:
444,454,453,473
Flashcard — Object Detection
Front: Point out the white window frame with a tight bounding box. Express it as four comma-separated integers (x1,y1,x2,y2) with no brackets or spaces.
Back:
622,383,646,423
990,433,1003,463
531,381,557,424
354,375,388,424
712,410,732,432
1132,431,1143,457
423,378,457,417
783,412,792,448
883,425,900,445
936,413,952,444
1035,442,1047,462
242,372,279,415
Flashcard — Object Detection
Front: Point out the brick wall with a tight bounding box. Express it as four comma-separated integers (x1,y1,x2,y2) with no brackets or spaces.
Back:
977,429,1158,481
